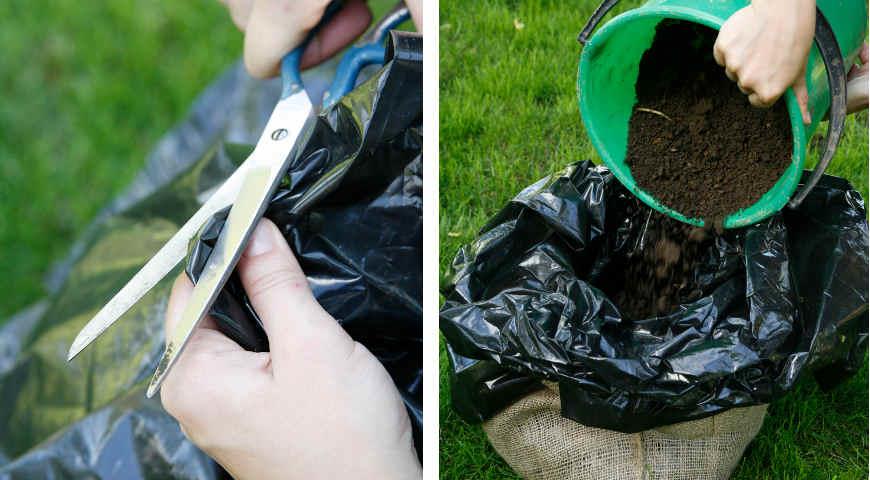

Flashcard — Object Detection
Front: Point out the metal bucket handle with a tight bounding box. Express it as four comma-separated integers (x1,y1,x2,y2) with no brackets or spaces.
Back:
577,2,848,210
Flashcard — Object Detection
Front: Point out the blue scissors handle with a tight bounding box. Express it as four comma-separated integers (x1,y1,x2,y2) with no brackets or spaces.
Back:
280,1,343,98
280,1,411,103
323,3,410,107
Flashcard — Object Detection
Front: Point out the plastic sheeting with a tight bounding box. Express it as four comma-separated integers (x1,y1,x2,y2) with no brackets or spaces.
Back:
0,31,421,478
441,161,868,433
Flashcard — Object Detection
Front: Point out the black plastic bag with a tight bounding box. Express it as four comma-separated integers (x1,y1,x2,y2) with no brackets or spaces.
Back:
0,31,421,477
186,31,423,457
441,161,868,433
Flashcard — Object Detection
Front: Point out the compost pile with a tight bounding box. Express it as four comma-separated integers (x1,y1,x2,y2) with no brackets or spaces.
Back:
606,210,713,319
626,20,793,223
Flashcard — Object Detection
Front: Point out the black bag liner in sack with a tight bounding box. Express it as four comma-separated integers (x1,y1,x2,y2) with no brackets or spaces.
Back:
0,31,421,478
441,161,868,433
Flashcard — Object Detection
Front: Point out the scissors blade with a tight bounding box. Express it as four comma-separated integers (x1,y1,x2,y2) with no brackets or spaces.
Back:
68,89,312,362
67,166,246,361
146,90,312,398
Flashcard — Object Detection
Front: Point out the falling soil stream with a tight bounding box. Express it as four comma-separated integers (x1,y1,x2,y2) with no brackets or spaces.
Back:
605,207,716,319
604,20,796,318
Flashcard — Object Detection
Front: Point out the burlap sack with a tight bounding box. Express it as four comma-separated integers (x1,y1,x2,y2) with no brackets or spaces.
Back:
483,384,767,480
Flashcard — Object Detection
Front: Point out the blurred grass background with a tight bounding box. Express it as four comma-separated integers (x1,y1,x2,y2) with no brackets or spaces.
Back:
439,0,868,479
0,0,241,319
0,0,400,321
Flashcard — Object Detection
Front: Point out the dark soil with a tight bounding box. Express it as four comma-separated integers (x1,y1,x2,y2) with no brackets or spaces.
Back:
625,20,793,225
607,207,715,319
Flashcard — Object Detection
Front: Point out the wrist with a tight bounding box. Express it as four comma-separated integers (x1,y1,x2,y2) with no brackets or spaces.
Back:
751,0,817,58
750,0,816,26
751,0,815,11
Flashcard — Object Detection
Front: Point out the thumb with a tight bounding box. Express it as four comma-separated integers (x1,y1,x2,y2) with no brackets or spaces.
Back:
237,219,355,372
793,67,812,125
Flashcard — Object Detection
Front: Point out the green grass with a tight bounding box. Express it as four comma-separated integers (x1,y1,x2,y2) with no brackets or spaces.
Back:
438,1,869,479
0,0,242,319
0,0,402,320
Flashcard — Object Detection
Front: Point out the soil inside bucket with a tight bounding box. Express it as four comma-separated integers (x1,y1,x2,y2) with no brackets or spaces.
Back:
625,20,793,225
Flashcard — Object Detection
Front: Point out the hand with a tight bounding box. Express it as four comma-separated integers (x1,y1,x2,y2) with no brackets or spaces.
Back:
846,42,869,114
160,219,421,480
220,0,372,78
714,0,816,123
220,0,423,79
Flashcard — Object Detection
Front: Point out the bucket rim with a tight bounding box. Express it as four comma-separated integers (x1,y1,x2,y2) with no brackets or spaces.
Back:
577,5,807,229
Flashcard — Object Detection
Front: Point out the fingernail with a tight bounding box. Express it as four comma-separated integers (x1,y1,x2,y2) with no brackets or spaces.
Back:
246,221,276,257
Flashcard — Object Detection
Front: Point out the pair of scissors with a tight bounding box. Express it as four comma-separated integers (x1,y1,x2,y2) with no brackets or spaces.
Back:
67,1,411,399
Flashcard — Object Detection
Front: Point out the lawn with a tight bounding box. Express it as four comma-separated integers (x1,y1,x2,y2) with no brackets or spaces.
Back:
438,1,869,479
0,0,400,320
0,0,242,319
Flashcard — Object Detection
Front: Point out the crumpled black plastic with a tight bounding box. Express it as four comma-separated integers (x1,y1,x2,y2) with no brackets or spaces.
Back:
441,161,868,433
0,31,420,478
186,31,423,458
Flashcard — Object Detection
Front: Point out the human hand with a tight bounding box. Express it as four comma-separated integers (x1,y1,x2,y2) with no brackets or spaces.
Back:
846,42,869,114
713,0,816,123
219,0,371,78
220,0,423,79
160,219,421,480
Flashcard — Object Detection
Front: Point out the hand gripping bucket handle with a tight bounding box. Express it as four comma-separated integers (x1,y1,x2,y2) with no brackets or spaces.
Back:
577,1,847,209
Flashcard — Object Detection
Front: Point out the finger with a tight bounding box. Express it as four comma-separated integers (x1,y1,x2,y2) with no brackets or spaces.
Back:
848,61,869,80
237,219,355,367
244,0,330,78
846,73,869,114
714,27,747,85
300,0,372,70
406,0,422,32
722,49,744,84
163,274,243,362
164,274,221,337
747,92,765,108
713,36,726,67
220,0,254,31
724,67,737,83
160,275,264,429
749,91,778,108
243,0,370,78
845,42,868,85
792,68,812,124
737,78,753,96
712,18,738,69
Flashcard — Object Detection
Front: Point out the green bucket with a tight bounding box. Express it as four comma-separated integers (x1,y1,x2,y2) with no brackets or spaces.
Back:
577,0,867,228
